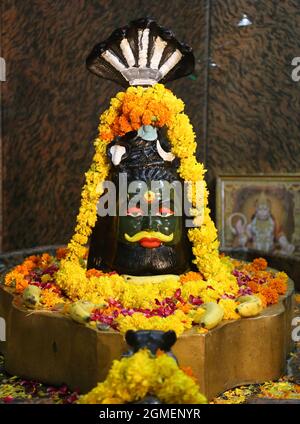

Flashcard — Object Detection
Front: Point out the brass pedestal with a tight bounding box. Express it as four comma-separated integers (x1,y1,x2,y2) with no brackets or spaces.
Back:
0,279,294,401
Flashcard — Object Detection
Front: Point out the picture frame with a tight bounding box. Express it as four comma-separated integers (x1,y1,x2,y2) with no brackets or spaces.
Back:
216,174,300,258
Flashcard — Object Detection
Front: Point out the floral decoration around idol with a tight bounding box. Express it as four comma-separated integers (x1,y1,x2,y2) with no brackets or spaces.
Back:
0,17,293,404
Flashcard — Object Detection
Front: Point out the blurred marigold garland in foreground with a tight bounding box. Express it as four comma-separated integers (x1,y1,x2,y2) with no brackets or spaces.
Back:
78,349,207,404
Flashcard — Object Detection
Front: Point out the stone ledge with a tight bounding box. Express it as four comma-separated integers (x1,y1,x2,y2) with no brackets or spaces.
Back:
0,278,295,400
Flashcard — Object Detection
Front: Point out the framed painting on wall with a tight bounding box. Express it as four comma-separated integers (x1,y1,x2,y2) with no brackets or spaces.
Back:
216,174,300,258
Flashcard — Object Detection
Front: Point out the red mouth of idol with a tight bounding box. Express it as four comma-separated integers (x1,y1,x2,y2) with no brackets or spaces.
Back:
139,238,162,248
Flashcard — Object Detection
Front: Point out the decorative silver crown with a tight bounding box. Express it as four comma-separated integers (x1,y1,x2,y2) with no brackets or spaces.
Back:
86,17,195,87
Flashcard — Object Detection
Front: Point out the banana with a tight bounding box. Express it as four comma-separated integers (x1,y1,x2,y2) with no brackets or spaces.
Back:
236,295,263,317
199,302,224,330
23,285,41,308
237,295,259,303
69,301,95,324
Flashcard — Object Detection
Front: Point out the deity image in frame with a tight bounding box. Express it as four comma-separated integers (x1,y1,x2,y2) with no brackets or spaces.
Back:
216,175,300,258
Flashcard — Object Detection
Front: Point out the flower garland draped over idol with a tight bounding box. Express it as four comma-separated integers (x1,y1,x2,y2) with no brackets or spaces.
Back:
56,84,239,313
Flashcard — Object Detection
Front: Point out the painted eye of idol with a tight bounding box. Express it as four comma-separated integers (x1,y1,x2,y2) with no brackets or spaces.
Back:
127,206,144,217
156,207,174,217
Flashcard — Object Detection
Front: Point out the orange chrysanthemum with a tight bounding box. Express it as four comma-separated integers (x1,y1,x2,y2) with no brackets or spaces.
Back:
86,269,104,278
258,286,279,305
247,281,260,294
181,366,197,382
109,92,173,137
56,247,68,260
180,271,203,284
177,303,192,313
15,275,29,293
250,270,270,284
268,278,287,295
100,131,114,142
252,258,268,271
4,256,39,293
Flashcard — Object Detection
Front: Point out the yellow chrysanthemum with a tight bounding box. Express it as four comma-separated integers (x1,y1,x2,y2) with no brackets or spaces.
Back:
78,350,207,404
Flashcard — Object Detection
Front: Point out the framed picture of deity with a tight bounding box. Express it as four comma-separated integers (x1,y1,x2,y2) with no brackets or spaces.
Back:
216,174,300,258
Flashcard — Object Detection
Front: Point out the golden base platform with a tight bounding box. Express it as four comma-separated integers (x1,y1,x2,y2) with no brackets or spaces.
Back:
0,278,294,401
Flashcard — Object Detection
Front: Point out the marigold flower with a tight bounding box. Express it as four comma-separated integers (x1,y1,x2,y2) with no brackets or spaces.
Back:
268,278,287,295
86,269,104,278
41,288,64,309
247,281,260,293
258,286,279,305
180,271,203,284
180,366,197,382
56,248,68,260
252,258,268,271
15,275,29,293
256,293,268,308
78,349,206,404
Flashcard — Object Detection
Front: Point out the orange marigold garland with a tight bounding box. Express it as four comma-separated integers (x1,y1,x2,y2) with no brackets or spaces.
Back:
4,254,53,293
233,259,288,306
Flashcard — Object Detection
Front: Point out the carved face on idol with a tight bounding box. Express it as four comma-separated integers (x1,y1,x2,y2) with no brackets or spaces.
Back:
87,128,192,275
119,183,180,249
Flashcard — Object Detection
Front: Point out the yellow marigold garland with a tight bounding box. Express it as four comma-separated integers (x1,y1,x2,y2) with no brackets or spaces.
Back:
116,311,193,336
58,83,238,304
4,251,287,336
66,138,110,261
54,267,239,335
78,349,207,404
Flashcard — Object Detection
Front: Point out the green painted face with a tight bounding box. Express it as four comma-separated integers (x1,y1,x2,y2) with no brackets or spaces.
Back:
87,129,192,275
118,180,182,249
